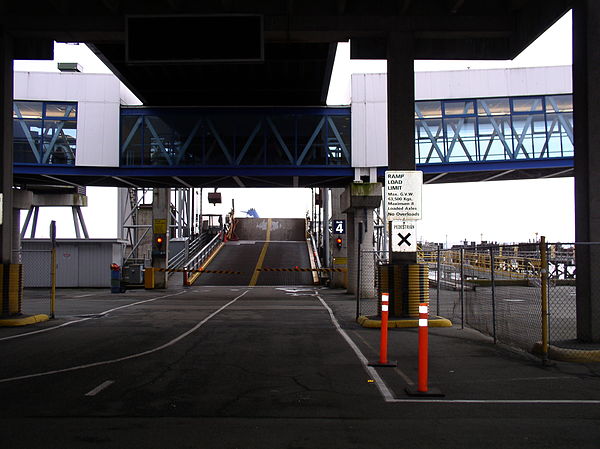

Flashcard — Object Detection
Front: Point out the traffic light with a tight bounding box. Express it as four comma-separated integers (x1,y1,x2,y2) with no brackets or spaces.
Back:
152,233,167,257
335,237,343,249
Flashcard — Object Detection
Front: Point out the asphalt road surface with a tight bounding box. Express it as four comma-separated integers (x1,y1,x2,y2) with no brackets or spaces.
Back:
2,286,600,448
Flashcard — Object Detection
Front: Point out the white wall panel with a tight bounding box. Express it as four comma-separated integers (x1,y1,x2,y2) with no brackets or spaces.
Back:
365,101,387,166
350,100,366,166
351,73,388,168
76,102,120,167
14,71,121,167
415,66,571,100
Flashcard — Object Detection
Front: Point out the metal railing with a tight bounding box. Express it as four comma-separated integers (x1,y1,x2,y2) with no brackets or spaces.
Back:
184,233,223,274
168,233,208,271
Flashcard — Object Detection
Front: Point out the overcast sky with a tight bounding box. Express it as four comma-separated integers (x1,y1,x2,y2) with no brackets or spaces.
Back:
14,11,574,245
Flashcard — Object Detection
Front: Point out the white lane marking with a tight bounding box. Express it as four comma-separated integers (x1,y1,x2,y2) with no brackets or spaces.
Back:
388,399,600,404
0,290,248,384
72,294,95,298
315,293,396,402
317,294,600,406
350,330,415,387
0,291,188,342
85,380,115,397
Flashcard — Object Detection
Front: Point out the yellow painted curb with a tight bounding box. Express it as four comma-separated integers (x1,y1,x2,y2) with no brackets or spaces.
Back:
0,314,50,327
357,315,452,328
532,341,600,363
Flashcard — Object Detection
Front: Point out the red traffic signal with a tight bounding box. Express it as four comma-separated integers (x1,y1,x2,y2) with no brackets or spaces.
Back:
153,233,167,257
335,237,343,249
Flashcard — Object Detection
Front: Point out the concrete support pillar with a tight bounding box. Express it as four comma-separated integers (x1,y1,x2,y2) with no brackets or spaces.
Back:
346,209,357,295
341,183,382,296
0,29,14,264
387,31,416,265
346,207,378,297
573,1,600,342
330,188,347,288
359,207,376,299
152,188,170,289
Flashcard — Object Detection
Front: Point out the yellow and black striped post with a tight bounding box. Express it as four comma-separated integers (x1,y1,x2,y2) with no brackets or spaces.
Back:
378,263,429,318
407,264,429,317
0,264,24,317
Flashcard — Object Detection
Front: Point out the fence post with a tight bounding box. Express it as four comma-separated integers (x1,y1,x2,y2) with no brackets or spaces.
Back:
356,249,361,319
460,248,464,329
490,247,497,344
540,236,550,364
50,220,57,319
436,245,441,317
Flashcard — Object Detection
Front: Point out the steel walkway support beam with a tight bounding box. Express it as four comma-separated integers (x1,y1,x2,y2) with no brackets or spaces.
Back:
573,1,600,342
0,30,13,264
387,31,416,265
152,188,170,289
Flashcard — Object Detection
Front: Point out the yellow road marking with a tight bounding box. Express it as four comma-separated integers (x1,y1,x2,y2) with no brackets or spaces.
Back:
249,218,272,286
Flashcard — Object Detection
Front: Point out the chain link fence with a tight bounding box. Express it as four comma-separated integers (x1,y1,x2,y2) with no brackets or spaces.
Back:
356,250,389,318
358,243,600,363
545,243,600,361
13,248,56,317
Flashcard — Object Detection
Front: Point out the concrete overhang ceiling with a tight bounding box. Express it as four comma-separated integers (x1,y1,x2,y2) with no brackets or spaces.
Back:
2,0,572,106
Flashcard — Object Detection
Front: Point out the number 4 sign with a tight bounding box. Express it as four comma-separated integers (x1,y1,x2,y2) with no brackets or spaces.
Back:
332,219,346,234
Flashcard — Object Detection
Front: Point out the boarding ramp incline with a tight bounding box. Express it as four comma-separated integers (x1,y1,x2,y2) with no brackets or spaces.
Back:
192,218,316,286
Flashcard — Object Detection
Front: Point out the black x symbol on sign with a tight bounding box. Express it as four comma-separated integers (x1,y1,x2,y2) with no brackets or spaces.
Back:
397,232,412,246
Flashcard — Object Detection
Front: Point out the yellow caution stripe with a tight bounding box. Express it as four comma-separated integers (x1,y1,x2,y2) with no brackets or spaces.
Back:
152,268,241,275
257,267,348,273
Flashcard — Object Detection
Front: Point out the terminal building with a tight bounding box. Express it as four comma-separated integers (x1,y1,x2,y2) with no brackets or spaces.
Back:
10,64,573,289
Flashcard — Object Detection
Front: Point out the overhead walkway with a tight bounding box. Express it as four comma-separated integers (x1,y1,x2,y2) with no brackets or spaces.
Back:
192,218,315,286
12,92,574,188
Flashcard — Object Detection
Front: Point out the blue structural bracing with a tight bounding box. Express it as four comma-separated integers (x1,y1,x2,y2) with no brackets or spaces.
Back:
12,94,574,187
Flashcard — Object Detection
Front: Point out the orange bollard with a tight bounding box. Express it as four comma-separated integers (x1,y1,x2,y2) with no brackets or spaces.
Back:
380,293,390,363
418,303,429,392
406,302,444,397
368,293,396,367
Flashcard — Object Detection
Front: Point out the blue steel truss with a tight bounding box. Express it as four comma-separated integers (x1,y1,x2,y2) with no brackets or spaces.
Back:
13,100,77,165
13,94,573,182
415,94,573,165
119,107,351,169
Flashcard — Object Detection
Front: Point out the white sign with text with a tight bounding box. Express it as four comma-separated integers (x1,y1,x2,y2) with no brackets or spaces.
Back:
385,170,423,221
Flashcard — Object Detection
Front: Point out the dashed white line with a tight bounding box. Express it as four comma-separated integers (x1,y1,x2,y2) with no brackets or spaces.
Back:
85,380,115,396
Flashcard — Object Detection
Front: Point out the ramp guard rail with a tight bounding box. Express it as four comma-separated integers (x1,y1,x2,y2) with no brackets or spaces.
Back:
183,233,224,285
168,233,209,272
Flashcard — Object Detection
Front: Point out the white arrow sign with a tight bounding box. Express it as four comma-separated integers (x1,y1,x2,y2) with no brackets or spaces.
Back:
391,221,417,253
